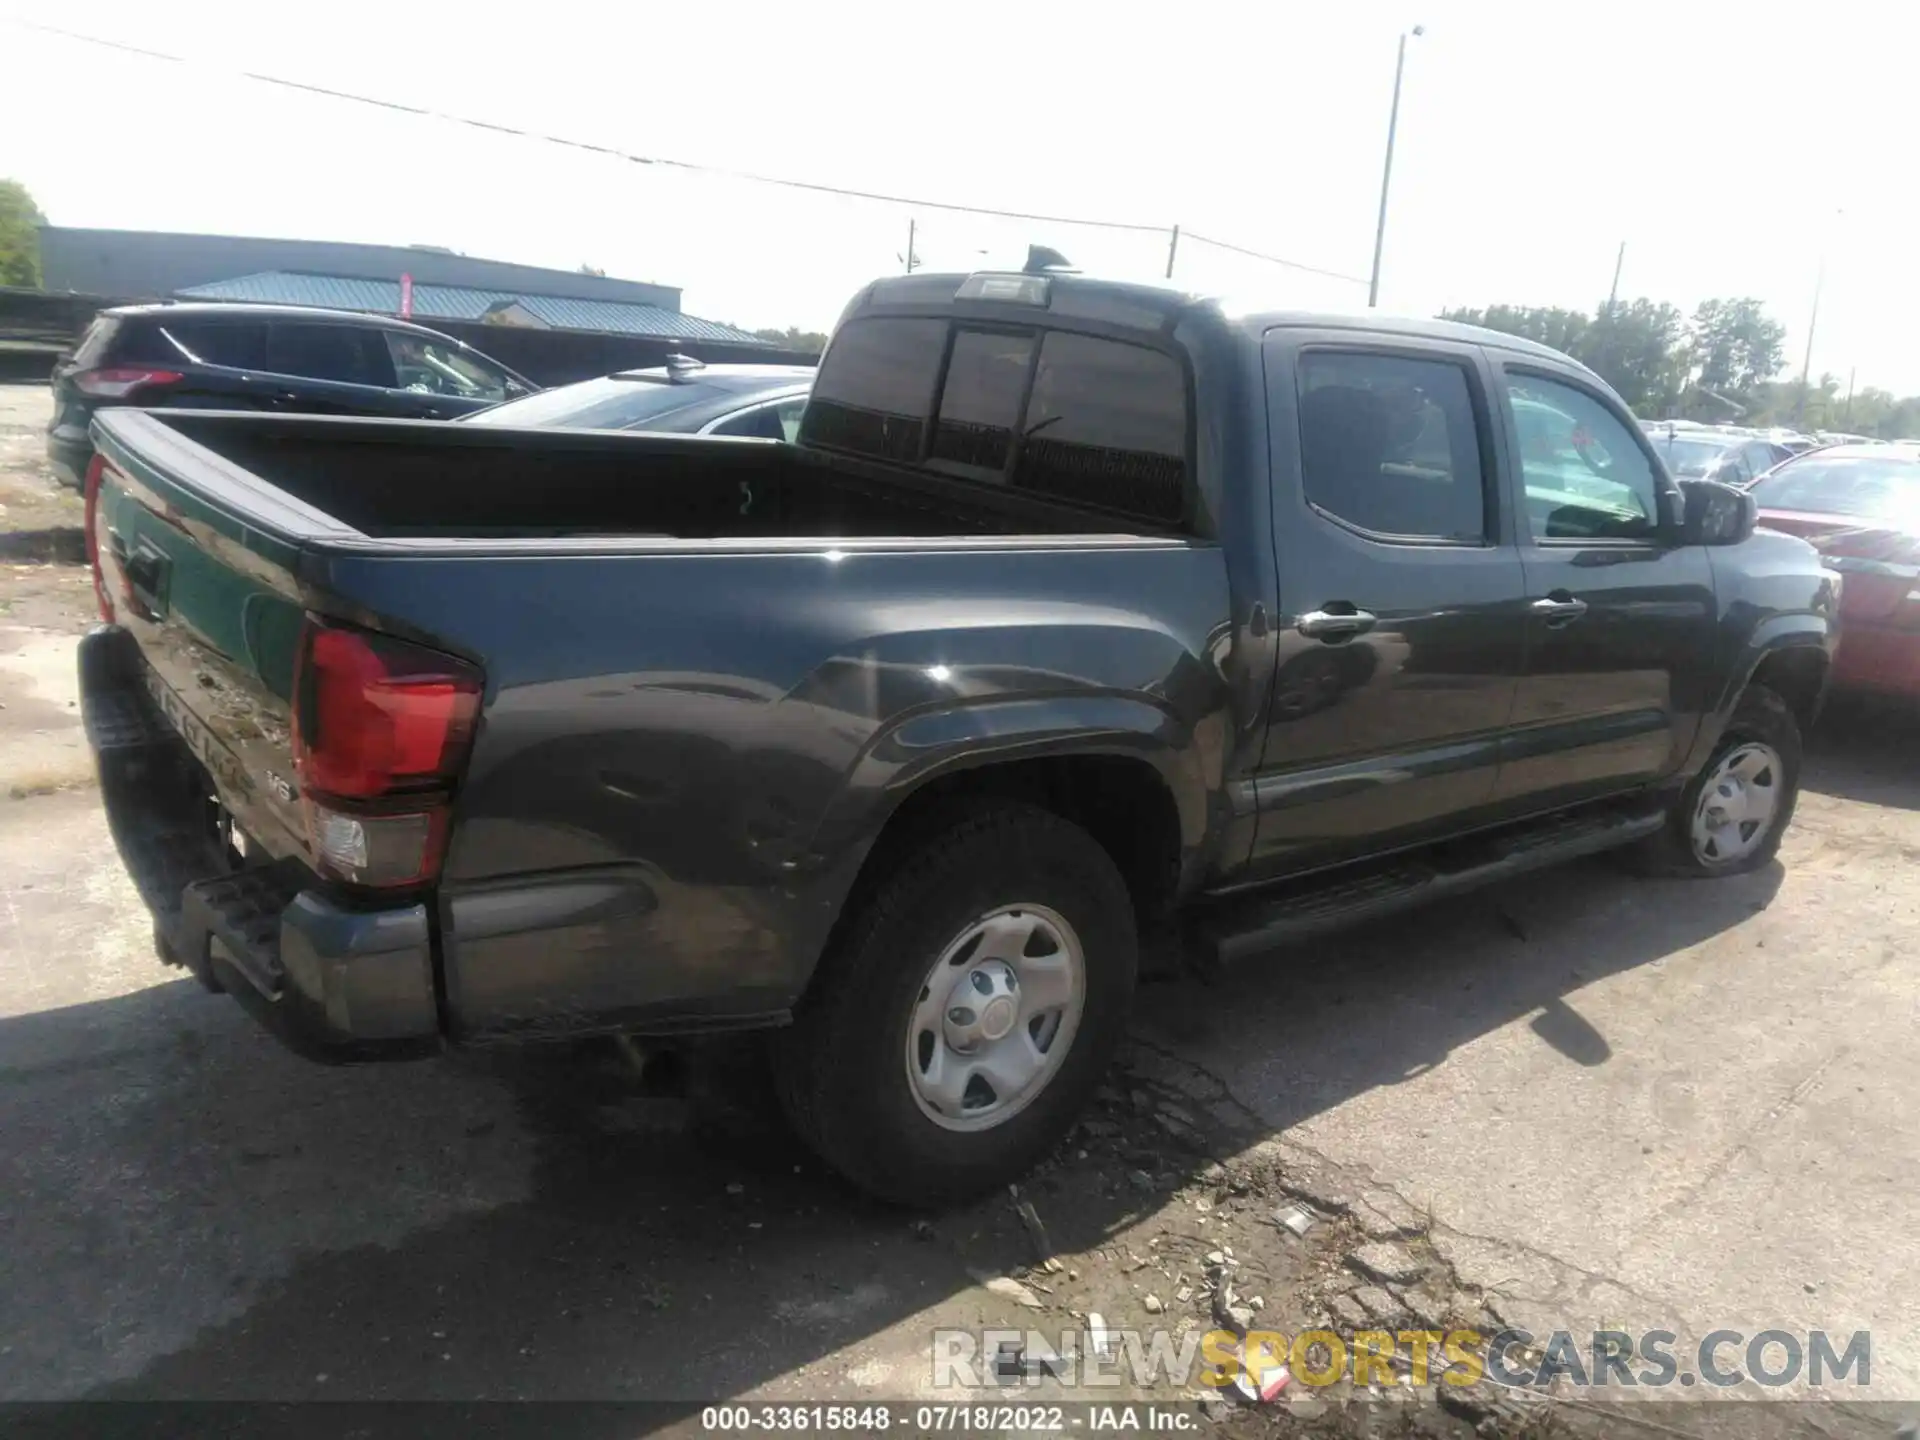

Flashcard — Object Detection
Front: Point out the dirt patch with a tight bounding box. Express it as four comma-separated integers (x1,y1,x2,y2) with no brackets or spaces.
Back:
0,384,82,541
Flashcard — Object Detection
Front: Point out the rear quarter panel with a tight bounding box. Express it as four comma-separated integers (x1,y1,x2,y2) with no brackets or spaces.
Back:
313,540,1236,1037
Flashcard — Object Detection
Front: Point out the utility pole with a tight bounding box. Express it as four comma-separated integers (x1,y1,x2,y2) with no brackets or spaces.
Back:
1165,224,1180,280
1606,241,1625,310
1844,367,1856,427
1368,25,1423,309
905,218,919,273
1794,256,1824,426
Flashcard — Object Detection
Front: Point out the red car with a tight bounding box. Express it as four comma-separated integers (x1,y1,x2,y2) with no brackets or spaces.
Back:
1750,445,1920,699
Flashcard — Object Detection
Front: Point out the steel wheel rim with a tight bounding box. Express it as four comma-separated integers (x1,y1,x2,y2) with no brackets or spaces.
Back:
904,903,1086,1133
1690,741,1783,865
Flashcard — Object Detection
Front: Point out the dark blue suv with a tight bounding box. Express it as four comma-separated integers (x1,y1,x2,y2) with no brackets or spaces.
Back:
47,303,536,487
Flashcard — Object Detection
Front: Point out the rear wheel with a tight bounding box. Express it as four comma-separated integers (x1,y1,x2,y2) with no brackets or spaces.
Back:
773,802,1136,1207
1634,684,1801,877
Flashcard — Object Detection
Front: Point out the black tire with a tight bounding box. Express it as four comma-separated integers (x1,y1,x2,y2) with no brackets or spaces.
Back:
773,801,1137,1207
1631,684,1802,878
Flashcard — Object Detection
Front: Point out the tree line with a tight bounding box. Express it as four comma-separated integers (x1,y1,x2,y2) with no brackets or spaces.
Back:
1440,295,1920,439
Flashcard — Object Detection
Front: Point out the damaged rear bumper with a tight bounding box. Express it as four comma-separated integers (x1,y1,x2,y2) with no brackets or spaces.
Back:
79,625,441,1062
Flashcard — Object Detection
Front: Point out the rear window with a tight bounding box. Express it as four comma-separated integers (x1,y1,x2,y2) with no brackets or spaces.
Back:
72,316,122,366
801,317,945,462
150,317,268,369
466,374,721,430
804,317,1191,525
1014,332,1187,522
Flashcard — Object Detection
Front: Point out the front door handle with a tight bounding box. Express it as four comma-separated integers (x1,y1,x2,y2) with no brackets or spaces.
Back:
1531,594,1589,626
1297,607,1378,641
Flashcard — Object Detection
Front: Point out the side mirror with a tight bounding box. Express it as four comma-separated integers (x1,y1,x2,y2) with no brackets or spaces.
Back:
1677,477,1758,547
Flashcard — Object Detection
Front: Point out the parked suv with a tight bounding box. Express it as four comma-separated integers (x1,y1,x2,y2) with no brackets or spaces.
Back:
46,303,536,487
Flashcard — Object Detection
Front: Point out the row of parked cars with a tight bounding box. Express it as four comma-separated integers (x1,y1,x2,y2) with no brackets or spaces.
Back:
46,299,816,487
1626,419,1919,703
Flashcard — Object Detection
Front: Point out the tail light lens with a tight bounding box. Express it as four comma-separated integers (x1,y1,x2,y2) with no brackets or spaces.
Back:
83,454,115,622
292,618,482,890
72,367,184,399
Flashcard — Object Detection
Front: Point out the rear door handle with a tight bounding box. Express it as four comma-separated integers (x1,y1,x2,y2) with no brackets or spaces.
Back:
1297,607,1377,641
1531,595,1589,626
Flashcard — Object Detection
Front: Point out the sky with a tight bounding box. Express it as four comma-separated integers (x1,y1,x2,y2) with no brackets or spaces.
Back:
3,0,1916,393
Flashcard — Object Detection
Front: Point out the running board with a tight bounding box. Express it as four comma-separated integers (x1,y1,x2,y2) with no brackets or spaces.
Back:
1192,802,1667,967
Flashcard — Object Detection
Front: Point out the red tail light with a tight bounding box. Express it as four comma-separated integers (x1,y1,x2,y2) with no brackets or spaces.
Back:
72,367,184,399
83,454,115,623
292,618,482,889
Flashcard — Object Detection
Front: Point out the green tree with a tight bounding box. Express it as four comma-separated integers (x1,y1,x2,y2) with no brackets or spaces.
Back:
1580,299,1687,415
752,326,828,354
0,178,44,288
1683,298,1785,397
1440,304,1589,356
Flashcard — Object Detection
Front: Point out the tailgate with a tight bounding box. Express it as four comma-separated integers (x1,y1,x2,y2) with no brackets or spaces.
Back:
89,413,323,867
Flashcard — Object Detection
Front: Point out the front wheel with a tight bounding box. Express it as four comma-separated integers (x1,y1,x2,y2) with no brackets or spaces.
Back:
773,802,1137,1207
1634,684,1802,877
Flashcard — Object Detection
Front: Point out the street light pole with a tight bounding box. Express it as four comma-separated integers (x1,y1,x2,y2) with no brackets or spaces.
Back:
1368,25,1423,309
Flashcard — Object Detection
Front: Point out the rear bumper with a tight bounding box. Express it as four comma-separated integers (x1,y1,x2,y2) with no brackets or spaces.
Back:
47,424,90,489
1832,621,1920,699
79,626,442,1062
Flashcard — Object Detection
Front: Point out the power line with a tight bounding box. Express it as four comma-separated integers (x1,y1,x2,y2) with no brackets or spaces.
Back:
1184,232,1369,286
9,17,1368,284
10,20,1165,234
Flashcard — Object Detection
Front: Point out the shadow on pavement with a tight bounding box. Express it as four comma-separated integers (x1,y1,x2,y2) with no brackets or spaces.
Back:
0,857,1781,1407
1804,696,1920,812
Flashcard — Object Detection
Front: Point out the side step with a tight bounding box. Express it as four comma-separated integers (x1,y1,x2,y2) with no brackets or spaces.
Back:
1191,801,1667,967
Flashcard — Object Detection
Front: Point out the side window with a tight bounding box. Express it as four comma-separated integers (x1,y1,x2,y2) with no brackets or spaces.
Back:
386,332,512,401
929,329,1035,477
1296,351,1487,543
149,318,268,369
800,318,945,461
1506,374,1661,540
1717,447,1752,486
710,401,788,439
774,397,806,443
1013,332,1188,522
266,324,395,388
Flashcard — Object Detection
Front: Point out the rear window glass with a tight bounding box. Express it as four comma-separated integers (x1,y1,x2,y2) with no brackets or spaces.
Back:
801,318,945,461
265,323,396,388
73,316,121,366
929,330,1035,476
151,317,268,369
1013,332,1188,522
465,374,718,430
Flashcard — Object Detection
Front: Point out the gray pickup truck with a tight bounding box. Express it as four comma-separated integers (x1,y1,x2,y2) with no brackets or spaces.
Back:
79,264,1838,1205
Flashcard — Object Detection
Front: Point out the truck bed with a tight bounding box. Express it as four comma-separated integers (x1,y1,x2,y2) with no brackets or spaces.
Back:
130,411,1136,543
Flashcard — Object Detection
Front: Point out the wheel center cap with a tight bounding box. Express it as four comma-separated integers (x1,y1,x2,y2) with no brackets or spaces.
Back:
979,995,1017,1042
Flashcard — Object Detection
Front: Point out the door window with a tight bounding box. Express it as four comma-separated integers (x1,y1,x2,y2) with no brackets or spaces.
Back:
1297,351,1488,543
1508,374,1662,540
265,324,396,388
385,332,514,401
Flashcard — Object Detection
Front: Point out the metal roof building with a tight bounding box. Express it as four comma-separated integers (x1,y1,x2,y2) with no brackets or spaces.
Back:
175,271,763,344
